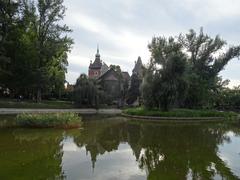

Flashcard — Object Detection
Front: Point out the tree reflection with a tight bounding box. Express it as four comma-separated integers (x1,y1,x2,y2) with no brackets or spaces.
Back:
72,119,239,180
0,129,64,179
131,123,238,179
0,118,239,180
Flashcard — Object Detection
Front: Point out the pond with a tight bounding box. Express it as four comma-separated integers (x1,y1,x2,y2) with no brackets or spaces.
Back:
0,116,240,180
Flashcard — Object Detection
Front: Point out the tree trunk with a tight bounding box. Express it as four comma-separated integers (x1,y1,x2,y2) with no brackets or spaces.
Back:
37,88,42,102
58,89,61,99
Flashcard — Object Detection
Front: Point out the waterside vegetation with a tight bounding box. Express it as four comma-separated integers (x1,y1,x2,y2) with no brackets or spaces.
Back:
123,107,238,120
15,113,82,128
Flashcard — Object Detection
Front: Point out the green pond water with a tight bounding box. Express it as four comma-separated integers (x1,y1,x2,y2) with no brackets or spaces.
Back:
0,116,240,180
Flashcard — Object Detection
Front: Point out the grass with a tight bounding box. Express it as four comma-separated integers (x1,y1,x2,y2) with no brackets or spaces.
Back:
123,107,238,119
0,99,75,109
15,112,82,128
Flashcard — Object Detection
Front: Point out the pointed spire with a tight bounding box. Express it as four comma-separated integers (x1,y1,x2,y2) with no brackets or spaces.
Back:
95,44,100,58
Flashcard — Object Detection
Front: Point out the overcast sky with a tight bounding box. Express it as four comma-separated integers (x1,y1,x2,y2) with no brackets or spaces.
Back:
63,0,240,87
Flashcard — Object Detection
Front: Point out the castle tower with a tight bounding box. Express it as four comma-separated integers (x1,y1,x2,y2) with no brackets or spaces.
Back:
88,46,102,78
132,56,143,79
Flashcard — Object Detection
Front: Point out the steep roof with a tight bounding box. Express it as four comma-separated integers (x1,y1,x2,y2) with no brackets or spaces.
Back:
98,68,120,81
132,56,143,74
101,62,109,75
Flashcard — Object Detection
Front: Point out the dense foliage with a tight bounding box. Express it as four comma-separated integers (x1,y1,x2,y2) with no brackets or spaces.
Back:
127,73,141,104
142,28,240,110
0,0,73,101
73,74,100,108
214,86,240,110
143,37,187,110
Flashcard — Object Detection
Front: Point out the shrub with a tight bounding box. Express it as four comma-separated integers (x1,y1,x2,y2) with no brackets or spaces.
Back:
16,113,82,128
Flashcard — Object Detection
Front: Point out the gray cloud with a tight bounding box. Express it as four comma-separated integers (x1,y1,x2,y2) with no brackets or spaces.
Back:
64,0,240,87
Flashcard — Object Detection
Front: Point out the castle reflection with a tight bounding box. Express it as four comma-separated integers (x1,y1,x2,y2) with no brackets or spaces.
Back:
0,116,239,180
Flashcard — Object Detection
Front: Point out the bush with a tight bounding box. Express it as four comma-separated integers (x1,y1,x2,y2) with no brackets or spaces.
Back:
123,107,237,119
16,113,82,128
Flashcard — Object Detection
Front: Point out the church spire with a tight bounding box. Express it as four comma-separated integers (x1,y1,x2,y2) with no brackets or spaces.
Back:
96,44,100,58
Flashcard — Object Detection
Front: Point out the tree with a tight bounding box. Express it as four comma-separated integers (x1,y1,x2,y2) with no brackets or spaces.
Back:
0,0,19,88
0,0,73,100
127,73,141,105
74,74,99,108
179,28,240,108
142,28,240,110
34,0,73,101
143,37,187,111
142,63,156,108
214,85,240,110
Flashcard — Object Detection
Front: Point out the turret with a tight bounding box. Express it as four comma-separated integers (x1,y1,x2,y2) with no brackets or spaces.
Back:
88,45,103,78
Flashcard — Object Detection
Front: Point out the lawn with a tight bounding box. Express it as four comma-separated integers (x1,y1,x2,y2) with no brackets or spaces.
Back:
0,99,75,109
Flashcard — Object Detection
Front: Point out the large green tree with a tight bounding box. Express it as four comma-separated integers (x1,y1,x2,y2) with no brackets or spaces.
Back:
0,0,19,88
179,28,240,108
143,28,240,110
143,37,187,110
34,0,73,101
0,0,73,100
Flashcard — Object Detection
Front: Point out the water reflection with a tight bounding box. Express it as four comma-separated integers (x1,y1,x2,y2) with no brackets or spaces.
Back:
0,117,240,180
0,129,64,179
67,119,240,180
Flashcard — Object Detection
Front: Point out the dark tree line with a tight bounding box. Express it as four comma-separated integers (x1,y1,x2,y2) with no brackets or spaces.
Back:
143,28,240,111
0,0,73,101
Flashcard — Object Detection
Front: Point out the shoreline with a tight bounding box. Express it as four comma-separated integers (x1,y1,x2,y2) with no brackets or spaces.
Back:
121,113,226,122
0,108,122,115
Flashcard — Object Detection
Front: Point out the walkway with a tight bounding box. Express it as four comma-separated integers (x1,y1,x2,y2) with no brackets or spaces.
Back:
0,108,122,115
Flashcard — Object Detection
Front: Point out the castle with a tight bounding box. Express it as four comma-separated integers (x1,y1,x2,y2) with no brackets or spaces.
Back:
88,47,143,79
88,47,143,104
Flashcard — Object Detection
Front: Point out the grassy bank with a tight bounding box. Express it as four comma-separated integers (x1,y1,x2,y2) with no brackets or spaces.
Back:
0,99,75,109
16,113,82,128
123,107,238,119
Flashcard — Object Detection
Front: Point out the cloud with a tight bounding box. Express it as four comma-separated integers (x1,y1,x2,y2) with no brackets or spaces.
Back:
66,71,80,84
227,80,240,88
63,0,240,85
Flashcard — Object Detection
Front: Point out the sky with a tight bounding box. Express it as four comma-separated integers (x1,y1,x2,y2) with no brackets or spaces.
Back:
63,0,240,87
